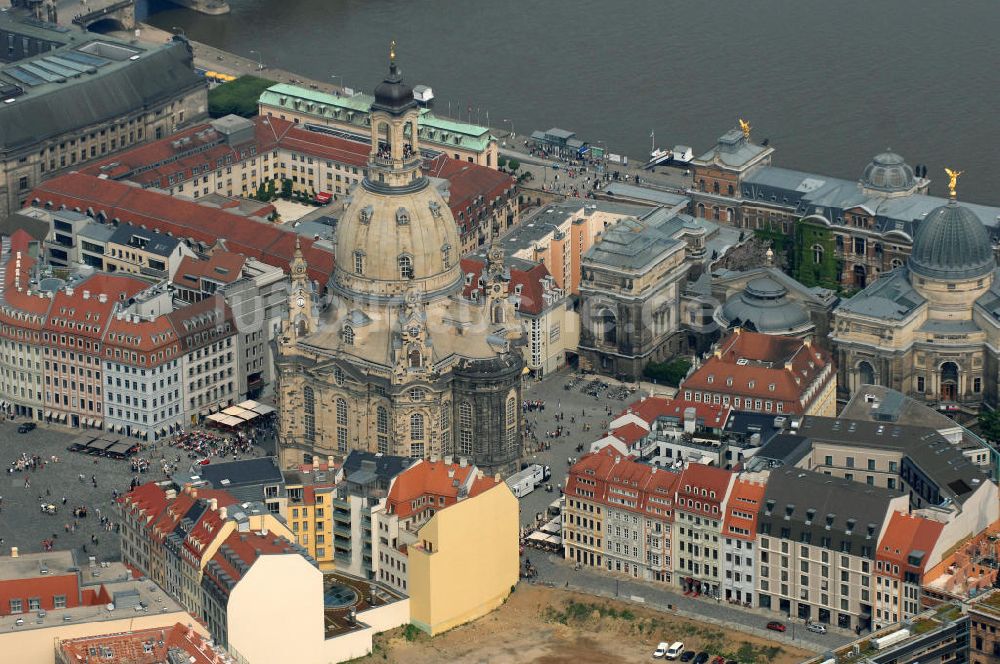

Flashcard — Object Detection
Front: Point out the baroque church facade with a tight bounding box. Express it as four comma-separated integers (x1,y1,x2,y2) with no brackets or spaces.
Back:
831,180,1000,412
274,57,524,475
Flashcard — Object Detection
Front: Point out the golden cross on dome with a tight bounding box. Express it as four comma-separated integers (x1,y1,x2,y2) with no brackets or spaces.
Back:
945,167,963,198
390,40,396,65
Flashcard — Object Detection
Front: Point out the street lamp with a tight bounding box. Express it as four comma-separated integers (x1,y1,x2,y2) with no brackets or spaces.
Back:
249,49,264,71
330,74,344,94
503,119,514,143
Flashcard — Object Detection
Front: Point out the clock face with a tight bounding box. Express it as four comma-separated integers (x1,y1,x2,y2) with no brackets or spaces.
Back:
296,297,305,308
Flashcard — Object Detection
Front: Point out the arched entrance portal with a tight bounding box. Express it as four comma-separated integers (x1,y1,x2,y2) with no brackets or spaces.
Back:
940,362,959,402
858,360,876,387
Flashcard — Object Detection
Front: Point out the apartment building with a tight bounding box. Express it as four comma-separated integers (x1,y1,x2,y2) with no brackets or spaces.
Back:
0,230,45,418
721,477,765,605
674,464,735,597
104,222,193,280
377,458,519,635
874,511,945,627
167,294,237,425
756,467,908,630
564,448,678,583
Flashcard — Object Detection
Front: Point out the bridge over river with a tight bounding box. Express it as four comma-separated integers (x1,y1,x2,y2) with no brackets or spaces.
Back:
54,0,227,31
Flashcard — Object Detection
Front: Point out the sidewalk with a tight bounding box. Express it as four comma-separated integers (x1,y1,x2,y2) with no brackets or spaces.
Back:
528,553,852,654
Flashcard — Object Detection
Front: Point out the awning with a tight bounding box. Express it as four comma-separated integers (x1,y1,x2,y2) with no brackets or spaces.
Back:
239,400,274,416
93,419,102,429
44,410,51,418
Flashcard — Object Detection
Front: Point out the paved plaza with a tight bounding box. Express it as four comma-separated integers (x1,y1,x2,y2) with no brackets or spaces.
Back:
0,419,271,563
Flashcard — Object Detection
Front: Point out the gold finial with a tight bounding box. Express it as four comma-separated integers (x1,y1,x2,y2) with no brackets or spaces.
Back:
945,168,963,198
738,118,751,140
390,40,396,65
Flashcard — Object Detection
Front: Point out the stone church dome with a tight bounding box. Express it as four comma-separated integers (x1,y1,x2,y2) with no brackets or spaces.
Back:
333,57,461,300
909,199,995,280
861,152,916,193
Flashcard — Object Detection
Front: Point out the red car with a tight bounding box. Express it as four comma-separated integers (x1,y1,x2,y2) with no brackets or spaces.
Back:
711,657,726,664
766,621,787,632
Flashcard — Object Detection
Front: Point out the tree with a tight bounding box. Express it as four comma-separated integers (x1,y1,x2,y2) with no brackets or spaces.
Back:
643,357,692,387
255,183,268,202
207,75,277,118
267,179,276,199
497,156,508,169
281,179,293,199
507,158,520,173
978,409,1000,443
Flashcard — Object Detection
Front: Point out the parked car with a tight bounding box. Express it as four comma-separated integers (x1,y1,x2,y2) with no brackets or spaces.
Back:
711,657,726,664
806,623,828,634
693,653,710,664
664,643,685,660
17,422,36,433
653,642,670,659
679,652,695,663
767,621,787,632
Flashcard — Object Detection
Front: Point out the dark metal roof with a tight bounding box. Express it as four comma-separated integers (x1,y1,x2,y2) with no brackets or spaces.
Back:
198,456,284,488
109,222,180,257
0,39,203,153
909,199,995,280
342,451,415,484
371,62,416,116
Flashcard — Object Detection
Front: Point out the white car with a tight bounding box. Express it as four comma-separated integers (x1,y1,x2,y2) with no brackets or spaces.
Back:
665,642,685,660
806,623,828,634
653,642,670,658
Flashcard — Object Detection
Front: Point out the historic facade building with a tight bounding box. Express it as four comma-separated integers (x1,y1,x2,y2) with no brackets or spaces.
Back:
274,57,523,475
831,185,1000,410
688,124,1000,290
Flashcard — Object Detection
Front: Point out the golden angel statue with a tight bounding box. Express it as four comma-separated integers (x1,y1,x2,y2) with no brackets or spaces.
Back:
945,168,963,198
738,118,751,140
390,40,396,64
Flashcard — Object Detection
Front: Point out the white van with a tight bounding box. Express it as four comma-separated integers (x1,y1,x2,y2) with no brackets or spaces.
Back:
665,642,684,660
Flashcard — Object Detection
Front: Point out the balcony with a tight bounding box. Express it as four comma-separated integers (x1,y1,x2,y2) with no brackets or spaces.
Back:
334,524,352,538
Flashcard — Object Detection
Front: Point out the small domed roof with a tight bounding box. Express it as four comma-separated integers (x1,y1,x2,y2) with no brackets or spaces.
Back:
862,151,916,193
909,199,995,280
372,63,416,116
718,277,811,334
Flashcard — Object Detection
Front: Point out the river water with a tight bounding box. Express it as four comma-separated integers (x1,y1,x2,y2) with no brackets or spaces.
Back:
150,0,1000,203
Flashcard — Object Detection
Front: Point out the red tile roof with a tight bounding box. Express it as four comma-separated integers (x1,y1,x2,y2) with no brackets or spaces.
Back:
566,448,678,519
877,511,944,577
611,422,648,446
58,622,222,664
676,464,734,515
722,479,767,541
121,482,170,525
387,459,500,520
43,273,148,341
680,331,833,414
166,293,234,352
621,396,732,430
426,156,516,237
459,257,555,315
204,529,300,594
27,173,334,289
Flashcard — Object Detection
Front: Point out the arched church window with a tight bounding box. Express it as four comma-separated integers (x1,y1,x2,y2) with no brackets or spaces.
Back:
336,398,348,425
408,347,422,368
343,326,354,346
858,361,876,386
459,402,473,457
410,413,424,440
303,386,315,443
398,255,414,280
376,406,389,455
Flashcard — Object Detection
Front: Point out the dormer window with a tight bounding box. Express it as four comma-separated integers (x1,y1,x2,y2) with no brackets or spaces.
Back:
359,205,373,224
396,207,410,225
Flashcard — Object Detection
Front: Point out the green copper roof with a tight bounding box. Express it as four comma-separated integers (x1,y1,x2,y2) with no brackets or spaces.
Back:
259,83,495,151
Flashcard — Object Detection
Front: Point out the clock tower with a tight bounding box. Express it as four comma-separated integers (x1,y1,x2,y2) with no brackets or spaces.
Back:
284,237,317,340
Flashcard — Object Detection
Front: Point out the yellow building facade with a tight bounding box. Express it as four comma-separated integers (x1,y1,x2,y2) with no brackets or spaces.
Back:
405,483,519,635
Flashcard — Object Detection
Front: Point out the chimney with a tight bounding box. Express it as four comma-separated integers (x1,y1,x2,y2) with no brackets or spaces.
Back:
209,498,218,512
261,528,268,537
10,546,18,558
447,468,455,479
190,487,198,499
494,473,501,483
82,290,90,300
165,488,177,500
219,506,227,520
98,293,108,303
444,455,453,465
65,287,74,296
327,455,334,469
312,456,320,469
430,453,439,463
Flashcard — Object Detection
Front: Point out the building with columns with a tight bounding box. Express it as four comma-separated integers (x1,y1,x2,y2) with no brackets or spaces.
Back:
274,57,524,476
831,191,1000,410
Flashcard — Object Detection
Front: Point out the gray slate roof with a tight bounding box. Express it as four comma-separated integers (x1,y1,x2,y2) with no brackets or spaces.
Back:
759,466,899,559
0,38,203,153
109,223,180,257
696,129,770,169
836,268,925,320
